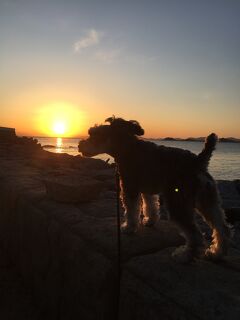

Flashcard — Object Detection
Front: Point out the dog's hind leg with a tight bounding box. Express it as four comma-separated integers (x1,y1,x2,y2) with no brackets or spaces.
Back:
166,193,205,263
196,177,230,260
142,194,160,227
121,191,141,233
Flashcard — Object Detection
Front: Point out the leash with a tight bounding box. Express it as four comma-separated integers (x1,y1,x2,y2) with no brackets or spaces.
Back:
115,164,122,319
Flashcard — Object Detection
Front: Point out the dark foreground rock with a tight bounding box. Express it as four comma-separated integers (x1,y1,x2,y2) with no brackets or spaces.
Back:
44,176,104,203
120,248,240,320
0,245,42,320
0,139,239,320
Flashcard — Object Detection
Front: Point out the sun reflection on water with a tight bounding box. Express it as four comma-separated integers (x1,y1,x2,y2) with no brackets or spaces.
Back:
56,137,63,153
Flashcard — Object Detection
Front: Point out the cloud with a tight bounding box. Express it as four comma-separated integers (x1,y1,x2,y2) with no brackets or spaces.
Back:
74,29,103,53
95,49,121,63
74,29,121,64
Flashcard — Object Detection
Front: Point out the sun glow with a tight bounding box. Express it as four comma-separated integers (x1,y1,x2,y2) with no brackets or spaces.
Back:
36,101,87,137
52,121,66,135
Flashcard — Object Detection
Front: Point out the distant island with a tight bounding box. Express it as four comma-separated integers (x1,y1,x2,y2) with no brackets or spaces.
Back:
148,137,240,143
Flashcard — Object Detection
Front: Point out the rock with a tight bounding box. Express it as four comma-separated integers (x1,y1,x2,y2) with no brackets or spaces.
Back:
0,126,16,143
36,199,184,261
70,218,184,261
119,269,192,320
120,248,240,320
217,180,240,208
76,198,118,218
1,142,240,320
90,169,116,191
93,168,115,181
30,152,74,169
44,176,104,203
234,180,240,195
71,155,110,171
225,207,240,224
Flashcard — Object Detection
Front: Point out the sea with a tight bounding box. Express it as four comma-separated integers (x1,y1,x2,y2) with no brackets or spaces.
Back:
36,137,240,181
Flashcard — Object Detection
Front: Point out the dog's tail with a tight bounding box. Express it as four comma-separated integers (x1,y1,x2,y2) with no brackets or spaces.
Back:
197,133,218,170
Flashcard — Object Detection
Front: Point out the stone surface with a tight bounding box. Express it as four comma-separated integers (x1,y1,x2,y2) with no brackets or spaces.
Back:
0,245,42,320
120,248,240,320
36,197,183,261
119,269,195,320
44,175,104,203
225,207,240,224
0,126,16,142
0,143,240,319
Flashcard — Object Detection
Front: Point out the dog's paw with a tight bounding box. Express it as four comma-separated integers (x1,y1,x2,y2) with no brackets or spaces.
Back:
171,246,194,264
204,237,229,261
121,223,137,234
204,247,224,261
143,215,159,227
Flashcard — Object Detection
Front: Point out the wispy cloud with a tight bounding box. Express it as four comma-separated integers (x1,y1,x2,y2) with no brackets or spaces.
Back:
95,48,121,63
74,29,103,53
74,29,122,64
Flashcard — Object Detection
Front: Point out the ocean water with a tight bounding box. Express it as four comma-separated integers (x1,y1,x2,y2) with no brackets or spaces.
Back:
37,137,240,180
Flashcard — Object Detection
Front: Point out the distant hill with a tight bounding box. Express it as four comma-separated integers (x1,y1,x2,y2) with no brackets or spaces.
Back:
148,137,240,143
219,137,240,143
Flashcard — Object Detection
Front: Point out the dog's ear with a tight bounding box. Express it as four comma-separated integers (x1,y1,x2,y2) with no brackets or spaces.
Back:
128,120,144,136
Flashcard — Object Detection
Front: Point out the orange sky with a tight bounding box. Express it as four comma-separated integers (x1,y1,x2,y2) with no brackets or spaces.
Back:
1,1,239,138
1,83,239,138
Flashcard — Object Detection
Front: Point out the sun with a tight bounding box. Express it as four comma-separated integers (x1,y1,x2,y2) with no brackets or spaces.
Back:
36,101,88,137
52,121,66,136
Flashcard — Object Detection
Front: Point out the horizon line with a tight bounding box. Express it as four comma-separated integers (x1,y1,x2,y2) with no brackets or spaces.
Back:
20,135,240,141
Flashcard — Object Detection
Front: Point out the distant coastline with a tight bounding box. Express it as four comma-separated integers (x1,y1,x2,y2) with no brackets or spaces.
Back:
148,137,240,143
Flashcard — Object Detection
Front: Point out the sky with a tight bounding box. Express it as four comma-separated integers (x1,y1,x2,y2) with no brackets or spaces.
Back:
0,0,239,138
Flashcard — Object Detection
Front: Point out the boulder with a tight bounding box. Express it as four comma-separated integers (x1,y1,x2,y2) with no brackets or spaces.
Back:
0,127,16,143
120,248,240,320
71,155,110,171
44,176,104,203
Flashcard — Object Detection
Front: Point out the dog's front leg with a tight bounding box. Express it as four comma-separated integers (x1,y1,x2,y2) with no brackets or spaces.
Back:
121,191,141,234
142,194,160,227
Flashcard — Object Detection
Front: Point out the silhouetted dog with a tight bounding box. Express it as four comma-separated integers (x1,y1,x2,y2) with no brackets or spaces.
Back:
78,117,230,262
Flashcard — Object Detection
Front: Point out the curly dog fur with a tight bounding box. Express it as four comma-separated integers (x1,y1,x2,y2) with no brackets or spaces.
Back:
78,116,230,262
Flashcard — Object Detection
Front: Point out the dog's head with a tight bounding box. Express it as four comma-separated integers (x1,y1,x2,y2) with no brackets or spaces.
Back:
78,116,144,157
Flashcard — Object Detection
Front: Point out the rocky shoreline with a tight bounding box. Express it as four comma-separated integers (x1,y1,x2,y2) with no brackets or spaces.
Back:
0,136,240,319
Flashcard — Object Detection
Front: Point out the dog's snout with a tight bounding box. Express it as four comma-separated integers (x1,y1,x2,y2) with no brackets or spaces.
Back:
78,140,86,152
78,139,95,156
